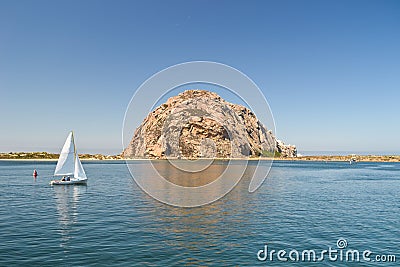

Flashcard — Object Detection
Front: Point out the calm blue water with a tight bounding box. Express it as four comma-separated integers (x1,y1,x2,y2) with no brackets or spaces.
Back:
0,160,398,266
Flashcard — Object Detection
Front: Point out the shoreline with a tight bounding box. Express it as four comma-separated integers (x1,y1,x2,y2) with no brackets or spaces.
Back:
1,155,399,163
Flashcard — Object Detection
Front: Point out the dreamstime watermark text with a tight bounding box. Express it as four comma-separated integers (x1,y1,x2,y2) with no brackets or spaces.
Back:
257,239,396,263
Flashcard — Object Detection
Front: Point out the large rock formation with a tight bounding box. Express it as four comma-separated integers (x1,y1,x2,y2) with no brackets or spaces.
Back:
123,90,296,159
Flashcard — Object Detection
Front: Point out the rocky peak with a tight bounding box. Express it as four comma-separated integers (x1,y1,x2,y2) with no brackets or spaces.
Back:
123,90,296,159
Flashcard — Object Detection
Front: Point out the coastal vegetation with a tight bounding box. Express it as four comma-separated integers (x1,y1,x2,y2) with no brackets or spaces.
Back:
292,155,400,162
261,150,282,157
0,152,123,160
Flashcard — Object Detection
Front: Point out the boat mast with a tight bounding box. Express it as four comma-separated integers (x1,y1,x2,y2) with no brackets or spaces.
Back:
72,130,77,164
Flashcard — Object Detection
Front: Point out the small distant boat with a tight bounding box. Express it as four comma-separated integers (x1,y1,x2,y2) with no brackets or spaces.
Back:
349,156,357,165
50,131,87,185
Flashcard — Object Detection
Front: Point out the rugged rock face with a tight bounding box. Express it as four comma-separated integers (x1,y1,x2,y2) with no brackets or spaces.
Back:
123,90,296,158
276,140,297,158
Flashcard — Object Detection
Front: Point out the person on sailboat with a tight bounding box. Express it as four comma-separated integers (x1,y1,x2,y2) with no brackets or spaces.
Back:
61,176,66,181
66,176,70,181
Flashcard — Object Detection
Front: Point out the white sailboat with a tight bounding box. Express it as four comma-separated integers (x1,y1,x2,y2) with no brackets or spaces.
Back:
50,131,88,185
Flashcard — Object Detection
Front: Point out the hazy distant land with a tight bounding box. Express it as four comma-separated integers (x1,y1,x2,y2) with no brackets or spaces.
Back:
0,152,123,161
1,152,399,162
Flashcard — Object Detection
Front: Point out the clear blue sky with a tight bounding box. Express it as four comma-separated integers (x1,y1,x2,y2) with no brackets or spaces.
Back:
0,0,399,154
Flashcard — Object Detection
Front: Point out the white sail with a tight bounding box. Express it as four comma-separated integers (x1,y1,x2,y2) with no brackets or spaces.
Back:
74,153,87,180
54,132,75,176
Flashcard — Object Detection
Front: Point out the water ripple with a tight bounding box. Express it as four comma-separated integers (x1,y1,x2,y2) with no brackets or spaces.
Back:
0,161,398,266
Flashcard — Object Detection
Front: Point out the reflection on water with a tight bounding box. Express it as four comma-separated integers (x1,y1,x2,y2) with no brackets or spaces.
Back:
130,161,267,265
151,160,228,187
52,185,87,248
128,160,264,207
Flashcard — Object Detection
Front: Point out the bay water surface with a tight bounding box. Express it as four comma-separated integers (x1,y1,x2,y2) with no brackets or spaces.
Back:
0,160,398,266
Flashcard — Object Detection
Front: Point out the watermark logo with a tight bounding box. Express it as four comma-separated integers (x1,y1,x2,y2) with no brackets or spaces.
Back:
336,238,347,249
257,239,397,263
122,61,276,207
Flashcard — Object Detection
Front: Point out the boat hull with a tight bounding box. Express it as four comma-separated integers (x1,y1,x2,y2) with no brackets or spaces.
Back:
50,179,87,185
